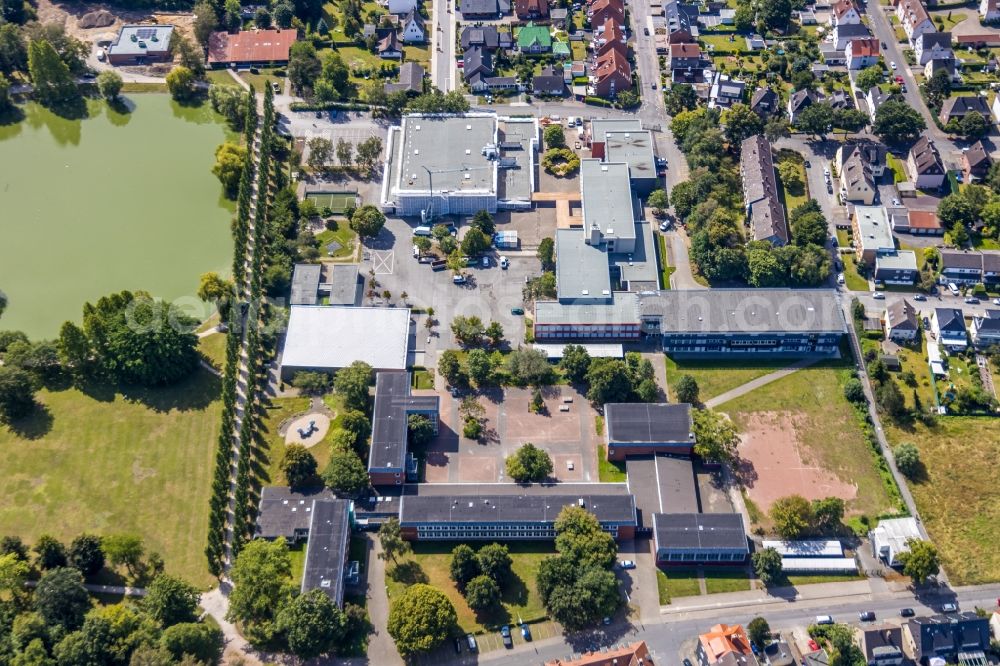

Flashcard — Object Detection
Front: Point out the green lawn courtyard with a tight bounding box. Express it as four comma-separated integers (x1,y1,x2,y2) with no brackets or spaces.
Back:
664,355,791,402
385,541,554,633
0,372,222,587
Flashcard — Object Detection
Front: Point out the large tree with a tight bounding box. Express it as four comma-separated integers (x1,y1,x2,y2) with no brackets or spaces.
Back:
28,39,78,107
276,588,346,659
96,70,122,101
288,41,321,93
322,449,369,496
34,567,90,631
333,361,372,411
585,358,633,404
873,99,926,144
160,622,223,663
752,547,783,586
67,534,104,577
898,539,939,584
355,136,384,174
143,575,199,628
794,103,834,139
212,141,247,198
386,584,457,656
769,495,813,538
674,374,700,405
377,518,410,565
893,442,921,479
449,544,480,588
281,444,318,490
723,104,763,147
349,205,386,240
505,442,553,483
692,409,739,463
81,291,199,387
102,534,144,576
537,237,555,270
0,366,36,423
554,506,617,570
227,539,293,644
165,66,197,102
464,575,501,612
476,543,512,583
505,347,553,386
559,344,591,383
855,65,884,91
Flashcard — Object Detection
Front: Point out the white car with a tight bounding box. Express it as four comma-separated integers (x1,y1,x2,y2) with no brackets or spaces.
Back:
619,560,636,569
873,291,885,299
992,297,1000,305
499,256,509,269
891,61,897,70
892,198,901,206
659,221,670,232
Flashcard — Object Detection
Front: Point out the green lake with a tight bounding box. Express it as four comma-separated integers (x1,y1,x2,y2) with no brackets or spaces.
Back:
0,94,234,339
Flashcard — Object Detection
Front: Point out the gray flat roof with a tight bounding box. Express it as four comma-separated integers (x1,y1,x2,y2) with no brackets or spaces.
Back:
394,114,497,194
324,263,361,306
653,512,748,551
590,118,643,144
301,499,351,607
581,160,636,242
637,289,847,334
876,250,918,271
612,222,659,287
399,483,636,525
606,403,694,444
291,264,322,305
282,306,411,372
556,228,612,301
369,372,439,474
604,130,656,181
535,292,640,325
109,24,174,56
497,118,535,202
625,455,698,526
256,486,337,539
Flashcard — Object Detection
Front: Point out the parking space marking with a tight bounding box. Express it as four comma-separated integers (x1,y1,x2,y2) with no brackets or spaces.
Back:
371,250,394,275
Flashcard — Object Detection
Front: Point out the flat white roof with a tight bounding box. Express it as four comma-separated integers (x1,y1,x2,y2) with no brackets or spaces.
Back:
780,557,858,572
762,540,843,557
282,305,410,371
532,343,624,359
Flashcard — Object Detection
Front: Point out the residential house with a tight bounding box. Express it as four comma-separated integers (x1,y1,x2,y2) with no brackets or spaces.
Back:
388,0,417,14
377,30,403,58
893,209,944,234
924,56,956,80
799,8,818,24
592,46,633,96
865,86,897,123
831,0,862,25
746,33,767,50
884,299,920,341
875,250,919,285
708,72,746,109
803,650,831,666
481,75,519,91
533,67,566,95
852,206,896,265
827,90,852,110
552,40,571,58
594,17,627,56
517,22,552,53
401,9,426,43
964,139,992,182
461,25,501,50
384,61,425,94
463,46,494,89
788,88,820,123
906,613,991,664
544,642,652,666
750,87,780,116
896,0,935,44
914,31,952,65
971,309,1000,347
907,135,946,189
668,42,706,83
588,0,625,27
664,0,699,43
549,6,569,28
846,37,880,68
740,135,789,245
696,624,759,666
938,94,991,126
857,625,905,666
839,147,877,204
459,0,510,18
833,21,871,50
204,28,295,68
981,0,1000,22
940,249,984,284
932,307,969,349
836,141,887,178
984,251,1000,286
515,0,549,20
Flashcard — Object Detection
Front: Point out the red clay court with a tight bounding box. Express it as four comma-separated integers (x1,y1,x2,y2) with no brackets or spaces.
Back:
207,29,296,66
738,412,857,512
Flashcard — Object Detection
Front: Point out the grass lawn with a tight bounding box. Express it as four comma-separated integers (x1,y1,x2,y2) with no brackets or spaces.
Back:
664,355,791,402
720,363,897,520
289,541,307,585
931,11,966,30
0,372,221,587
703,569,751,594
385,541,554,633
776,157,808,214
884,417,1000,584
238,67,283,91
205,69,239,87
836,228,851,247
120,82,168,93
891,336,937,412
782,572,865,586
972,234,1000,250
198,331,227,371
597,445,627,482
700,34,749,53
412,368,434,390
571,40,588,61
843,254,870,291
316,223,359,260
656,233,675,289
656,568,701,604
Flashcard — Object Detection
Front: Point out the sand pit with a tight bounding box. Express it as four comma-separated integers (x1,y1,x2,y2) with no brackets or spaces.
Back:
283,413,330,448
738,412,857,512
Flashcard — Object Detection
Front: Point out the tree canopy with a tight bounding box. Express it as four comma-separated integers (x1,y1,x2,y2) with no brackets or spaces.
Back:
505,443,553,483
386,584,457,656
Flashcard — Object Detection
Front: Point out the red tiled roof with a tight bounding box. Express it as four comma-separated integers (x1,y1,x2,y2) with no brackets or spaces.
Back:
907,210,942,229
834,0,858,19
850,38,879,57
207,29,297,64
670,42,701,58
595,46,631,80
545,642,651,666
698,624,754,662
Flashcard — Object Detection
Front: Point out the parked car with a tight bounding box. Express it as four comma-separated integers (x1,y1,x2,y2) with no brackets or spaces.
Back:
837,273,845,285
454,638,463,654
500,626,513,649
965,296,979,304
815,615,834,625
453,274,466,284
482,256,490,268
913,294,926,301
602,617,612,625
467,634,478,651
881,41,887,49
521,624,532,641
659,221,670,232
619,559,636,569
873,291,885,299
892,197,901,206
511,307,525,315
941,603,958,613
948,282,961,295
992,297,1000,305
891,61,897,70
859,611,876,622
683,660,694,666
900,608,916,617
500,256,509,269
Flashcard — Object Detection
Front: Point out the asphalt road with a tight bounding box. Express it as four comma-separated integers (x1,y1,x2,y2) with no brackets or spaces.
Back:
431,0,457,92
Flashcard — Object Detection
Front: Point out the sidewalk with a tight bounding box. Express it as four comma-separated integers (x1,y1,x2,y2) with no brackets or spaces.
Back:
704,358,819,409
660,579,875,617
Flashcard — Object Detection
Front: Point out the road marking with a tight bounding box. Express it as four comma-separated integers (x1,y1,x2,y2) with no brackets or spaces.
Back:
371,250,395,275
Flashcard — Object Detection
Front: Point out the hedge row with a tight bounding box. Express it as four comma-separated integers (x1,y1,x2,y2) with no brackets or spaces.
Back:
289,100,371,112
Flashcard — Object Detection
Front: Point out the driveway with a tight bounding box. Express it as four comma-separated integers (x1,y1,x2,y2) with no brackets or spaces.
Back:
663,229,704,290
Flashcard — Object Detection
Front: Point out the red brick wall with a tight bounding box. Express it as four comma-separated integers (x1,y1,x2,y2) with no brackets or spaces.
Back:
369,471,404,486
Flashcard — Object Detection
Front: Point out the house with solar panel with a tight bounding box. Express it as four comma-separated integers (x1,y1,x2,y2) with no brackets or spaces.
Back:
107,25,174,65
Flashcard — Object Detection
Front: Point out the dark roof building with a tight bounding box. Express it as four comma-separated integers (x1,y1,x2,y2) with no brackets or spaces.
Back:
750,87,780,117
938,95,991,125
963,139,992,182
461,25,500,50
290,263,323,306
858,625,904,666
653,512,749,564
385,61,425,94
788,88,819,121
368,372,439,486
940,249,985,283
740,134,788,246
256,486,337,540
885,298,919,340
625,455,699,529
604,403,695,461
515,0,549,19
906,613,991,664
533,67,566,95
398,483,638,540
460,0,510,17
907,134,946,189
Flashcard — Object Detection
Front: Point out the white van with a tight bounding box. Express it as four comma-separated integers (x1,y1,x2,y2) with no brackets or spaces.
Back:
413,226,433,237
948,282,960,296
815,615,834,625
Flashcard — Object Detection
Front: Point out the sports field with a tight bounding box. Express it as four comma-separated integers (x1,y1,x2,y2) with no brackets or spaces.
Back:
305,191,358,213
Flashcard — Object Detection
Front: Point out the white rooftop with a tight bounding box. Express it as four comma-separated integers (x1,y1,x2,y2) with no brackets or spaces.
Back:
282,305,410,372
854,206,895,254
762,540,843,557
870,516,921,566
